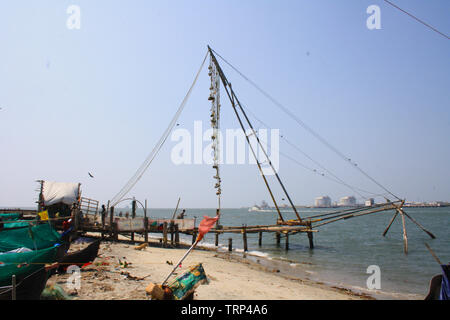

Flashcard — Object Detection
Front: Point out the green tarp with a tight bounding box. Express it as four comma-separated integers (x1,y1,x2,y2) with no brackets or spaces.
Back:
0,223,61,253
0,213,29,229
0,245,58,286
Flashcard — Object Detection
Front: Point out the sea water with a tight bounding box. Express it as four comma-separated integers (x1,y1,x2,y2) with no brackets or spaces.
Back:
130,206,449,299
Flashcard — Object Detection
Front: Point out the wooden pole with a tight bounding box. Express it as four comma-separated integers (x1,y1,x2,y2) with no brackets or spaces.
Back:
425,243,442,265
276,232,281,246
109,206,114,237
242,226,248,252
285,232,289,250
402,210,436,239
307,231,314,249
144,199,148,243
170,222,174,246
258,231,262,246
400,211,408,254
175,224,180,247
162,240,199,286
113,223,118,242
215,232,219,247
382,212,398,237
228,238,233,252
163,222,168,247
131,198,136,242
11,275,16,300
171,197,181,220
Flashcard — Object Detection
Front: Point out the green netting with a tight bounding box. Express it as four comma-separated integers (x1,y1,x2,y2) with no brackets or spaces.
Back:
0,245,58,286
0,213,21,220
3,222,30,229
0,223,61,253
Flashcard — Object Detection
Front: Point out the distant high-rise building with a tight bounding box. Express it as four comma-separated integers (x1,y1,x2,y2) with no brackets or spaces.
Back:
315,196,331,207
338,196,356,207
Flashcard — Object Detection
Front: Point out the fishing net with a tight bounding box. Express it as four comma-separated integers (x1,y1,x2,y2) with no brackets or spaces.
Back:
0,223,61,252
0,245,58,286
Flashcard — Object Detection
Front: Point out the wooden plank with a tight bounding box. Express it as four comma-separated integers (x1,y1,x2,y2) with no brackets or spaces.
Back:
116,218,145,232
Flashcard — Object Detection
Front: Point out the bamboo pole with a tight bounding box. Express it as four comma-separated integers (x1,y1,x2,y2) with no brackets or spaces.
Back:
258,231,262,246
400,211,408,254
313,204,397,228
382,212,398,237
171,197,181,220
162,240,198,286
228,238,233,252
402,210,436,239
425,243,442,265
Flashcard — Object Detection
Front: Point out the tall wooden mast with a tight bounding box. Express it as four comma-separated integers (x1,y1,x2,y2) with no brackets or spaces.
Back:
208,46,304,224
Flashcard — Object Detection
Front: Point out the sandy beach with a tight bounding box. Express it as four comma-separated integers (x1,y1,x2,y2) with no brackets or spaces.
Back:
45,237,374,300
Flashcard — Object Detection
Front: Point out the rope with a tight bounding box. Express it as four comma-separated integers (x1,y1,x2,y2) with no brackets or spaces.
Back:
109,51,209,207
211,49,402,201
383,0,449,40
240,102,385,200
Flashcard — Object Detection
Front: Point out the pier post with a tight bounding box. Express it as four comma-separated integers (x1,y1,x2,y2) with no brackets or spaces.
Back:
131,198,136,242
228,238,233,252
285,232,289,251
109,206,115,237
215,232,219,247
307,231,314,249
144,199,148,243
170,222,174,246
175,224,180,247
242,226,248,252
12,275,16,300
113,223,118,242
258,231,262,246
163,222,168,247
276,232,281,246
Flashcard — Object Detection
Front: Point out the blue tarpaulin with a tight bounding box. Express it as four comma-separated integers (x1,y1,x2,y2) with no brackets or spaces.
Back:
440,265,450,300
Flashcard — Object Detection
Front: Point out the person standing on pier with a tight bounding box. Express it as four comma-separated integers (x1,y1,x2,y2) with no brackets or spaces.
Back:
177,209,186,219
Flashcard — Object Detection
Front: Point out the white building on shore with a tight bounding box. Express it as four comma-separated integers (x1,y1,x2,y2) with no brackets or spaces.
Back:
315,196,332,208
338,196,357,207
365,198,375,207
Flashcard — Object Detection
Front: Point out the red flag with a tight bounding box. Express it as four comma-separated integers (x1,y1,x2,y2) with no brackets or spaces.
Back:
196,216,219,242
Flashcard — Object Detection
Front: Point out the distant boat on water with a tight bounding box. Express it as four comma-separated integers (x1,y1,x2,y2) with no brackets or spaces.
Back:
248,200,270,212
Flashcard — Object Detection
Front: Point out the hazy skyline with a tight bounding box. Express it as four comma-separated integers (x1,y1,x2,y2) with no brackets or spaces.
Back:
1,1,449,208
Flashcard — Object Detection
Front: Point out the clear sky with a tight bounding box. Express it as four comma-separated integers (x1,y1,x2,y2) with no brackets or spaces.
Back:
0,0,449,208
